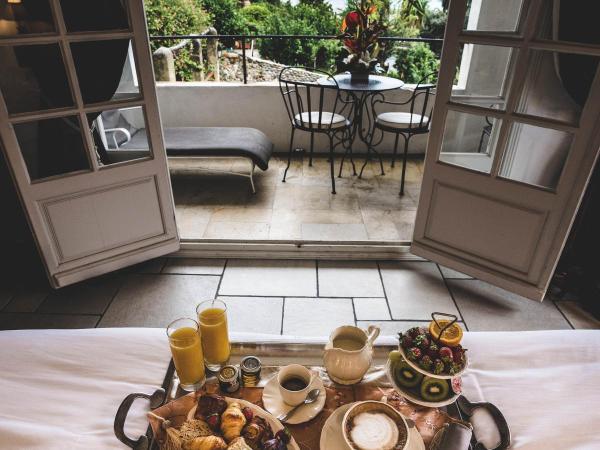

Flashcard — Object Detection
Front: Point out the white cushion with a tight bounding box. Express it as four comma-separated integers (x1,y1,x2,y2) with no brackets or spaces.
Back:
376,112,429,128
294,111,347,129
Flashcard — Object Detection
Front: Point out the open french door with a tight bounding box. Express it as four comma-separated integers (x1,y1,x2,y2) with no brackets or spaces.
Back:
0,0,178,288
412,0,600,300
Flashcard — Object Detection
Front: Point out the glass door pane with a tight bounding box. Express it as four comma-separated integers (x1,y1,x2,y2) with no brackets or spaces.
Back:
499,122,573,190
439,109,501,173
463,0,524,33
59,0,129,32
0,0,55,37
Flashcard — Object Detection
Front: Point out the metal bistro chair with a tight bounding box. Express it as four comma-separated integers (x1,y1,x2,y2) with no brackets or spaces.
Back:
366,72,437,195
279,67,354,194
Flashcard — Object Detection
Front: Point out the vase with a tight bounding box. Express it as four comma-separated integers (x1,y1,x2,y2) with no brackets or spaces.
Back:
350,71,370,84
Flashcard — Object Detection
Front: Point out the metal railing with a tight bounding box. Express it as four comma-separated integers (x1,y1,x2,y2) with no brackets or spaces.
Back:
149,34,443,84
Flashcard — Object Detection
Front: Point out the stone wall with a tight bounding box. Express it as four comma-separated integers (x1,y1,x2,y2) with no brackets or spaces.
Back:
219,53,319,83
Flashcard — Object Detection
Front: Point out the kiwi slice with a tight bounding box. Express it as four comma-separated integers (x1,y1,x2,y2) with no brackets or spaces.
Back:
420,376,450,402
393,360,424,388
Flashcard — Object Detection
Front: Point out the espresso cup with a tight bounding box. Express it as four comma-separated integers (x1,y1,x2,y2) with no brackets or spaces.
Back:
277,364,314,406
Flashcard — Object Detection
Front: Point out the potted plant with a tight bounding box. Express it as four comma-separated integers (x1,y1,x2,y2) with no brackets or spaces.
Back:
338,0,386,83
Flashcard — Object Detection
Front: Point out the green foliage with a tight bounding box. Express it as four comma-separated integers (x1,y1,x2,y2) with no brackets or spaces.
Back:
390,41,439,83
258,2,340,69
239,4,273,34
201,0,246,47
144,0,209,81
422,7,447,39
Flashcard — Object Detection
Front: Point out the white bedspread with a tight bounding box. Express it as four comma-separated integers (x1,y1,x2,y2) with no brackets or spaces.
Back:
0,328,598,449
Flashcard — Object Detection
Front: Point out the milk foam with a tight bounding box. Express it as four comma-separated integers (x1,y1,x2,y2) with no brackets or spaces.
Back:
350,412,399,450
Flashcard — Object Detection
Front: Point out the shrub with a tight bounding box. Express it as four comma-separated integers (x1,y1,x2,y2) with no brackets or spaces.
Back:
390,41,439,83
144,0,209,81
240,4,273,34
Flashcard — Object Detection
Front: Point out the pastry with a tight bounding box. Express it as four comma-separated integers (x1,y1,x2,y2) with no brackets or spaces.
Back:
183,435,228,450
221,402,247,442
164,427,182,450
179,419,214,443
226,437,253,449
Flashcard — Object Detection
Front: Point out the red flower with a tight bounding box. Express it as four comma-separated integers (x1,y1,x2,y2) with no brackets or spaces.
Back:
343,11,361,31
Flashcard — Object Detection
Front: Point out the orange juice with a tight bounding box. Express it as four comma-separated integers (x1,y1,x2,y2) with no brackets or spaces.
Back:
198,302,230,370
168,325,205,389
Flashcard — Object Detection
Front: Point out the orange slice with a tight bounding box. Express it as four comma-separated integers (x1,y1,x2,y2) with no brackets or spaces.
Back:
429,320,463,346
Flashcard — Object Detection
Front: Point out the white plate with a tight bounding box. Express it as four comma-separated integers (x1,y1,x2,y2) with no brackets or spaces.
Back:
397,344,468,379
319,402,425,450
188,396,299,449
385,360,460,408
262,373,326,424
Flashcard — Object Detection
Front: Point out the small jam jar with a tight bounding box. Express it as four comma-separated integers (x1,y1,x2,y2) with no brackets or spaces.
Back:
218,365,240,393
240,356,262,387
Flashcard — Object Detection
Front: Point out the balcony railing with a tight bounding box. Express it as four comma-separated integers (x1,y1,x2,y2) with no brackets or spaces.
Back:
149,34,443,84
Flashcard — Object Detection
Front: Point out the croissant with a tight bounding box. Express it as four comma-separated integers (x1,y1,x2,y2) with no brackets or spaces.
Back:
220,402,247,442
226,437,253,450
179,419,214,444
183,435,227,450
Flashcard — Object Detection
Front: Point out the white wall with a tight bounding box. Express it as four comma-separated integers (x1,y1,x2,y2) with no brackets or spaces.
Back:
155,81,430,155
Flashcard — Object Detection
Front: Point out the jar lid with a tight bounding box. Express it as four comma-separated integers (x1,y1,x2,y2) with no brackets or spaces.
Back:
218,365,239,382
240,356,262,373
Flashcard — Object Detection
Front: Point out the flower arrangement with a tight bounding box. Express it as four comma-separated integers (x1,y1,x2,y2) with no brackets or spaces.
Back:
339,0,386,81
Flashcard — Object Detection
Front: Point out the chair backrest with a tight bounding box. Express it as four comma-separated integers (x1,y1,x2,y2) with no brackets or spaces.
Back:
408,72,437,130
278,67,347,131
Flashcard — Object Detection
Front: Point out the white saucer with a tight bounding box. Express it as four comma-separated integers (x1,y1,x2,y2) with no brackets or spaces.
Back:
262,374,326,424
319,402,426,450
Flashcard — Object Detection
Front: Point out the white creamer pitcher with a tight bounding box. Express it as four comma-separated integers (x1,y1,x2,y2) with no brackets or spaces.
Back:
323,325,380,385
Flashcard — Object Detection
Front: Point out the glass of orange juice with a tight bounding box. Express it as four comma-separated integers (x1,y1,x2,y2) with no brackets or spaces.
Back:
166,318,206,391
196,299,231,372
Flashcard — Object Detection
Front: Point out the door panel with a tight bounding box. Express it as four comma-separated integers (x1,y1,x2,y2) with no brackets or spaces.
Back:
412,0,600,300
0,0,179,288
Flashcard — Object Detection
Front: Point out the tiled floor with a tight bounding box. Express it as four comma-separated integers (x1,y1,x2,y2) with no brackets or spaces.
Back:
170,155,423,241
1,257,598,335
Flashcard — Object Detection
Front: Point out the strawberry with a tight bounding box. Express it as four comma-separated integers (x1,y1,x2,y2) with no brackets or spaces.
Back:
406,347,422,361
408,327,426,338
206,413,220,431
439,346,453,359
419,355,433,371
453,347,465,364
242,406,254,421
433,359,445,375
426,343,439,359
401,334,414,349
413,334,430,350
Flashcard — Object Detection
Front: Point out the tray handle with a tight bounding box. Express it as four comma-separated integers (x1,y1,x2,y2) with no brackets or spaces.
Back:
456,395,511,450
114,388,166,450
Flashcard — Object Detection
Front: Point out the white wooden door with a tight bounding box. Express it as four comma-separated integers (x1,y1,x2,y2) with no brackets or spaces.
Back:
0,0,178,288
412,0,600,300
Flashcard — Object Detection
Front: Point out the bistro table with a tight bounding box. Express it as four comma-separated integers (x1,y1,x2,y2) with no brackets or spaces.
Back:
319,73,404,177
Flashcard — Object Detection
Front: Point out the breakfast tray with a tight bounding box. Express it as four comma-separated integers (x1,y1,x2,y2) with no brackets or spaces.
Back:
115,342,510,450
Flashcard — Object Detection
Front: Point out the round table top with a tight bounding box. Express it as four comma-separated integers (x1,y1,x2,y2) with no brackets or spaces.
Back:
319,73,404,92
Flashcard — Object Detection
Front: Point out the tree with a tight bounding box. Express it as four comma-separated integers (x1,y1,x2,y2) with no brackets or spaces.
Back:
239,4,273,34
144,0,209,81
258,1,340,69
201,0,247,47
389,41,439,83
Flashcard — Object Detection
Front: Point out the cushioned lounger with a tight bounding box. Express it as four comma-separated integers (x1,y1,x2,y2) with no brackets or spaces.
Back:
118,127,273,193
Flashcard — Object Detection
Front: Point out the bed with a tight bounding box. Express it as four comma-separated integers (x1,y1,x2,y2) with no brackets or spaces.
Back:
0,328,598,449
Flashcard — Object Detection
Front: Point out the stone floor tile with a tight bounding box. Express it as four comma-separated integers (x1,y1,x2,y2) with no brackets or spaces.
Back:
163,258,226,275
210,207,273,223
269,221,302,240
448,280,571,331
37,274,122,315
555,301,600,330
439,265,473,279
218,296,283,335
379,261,460,320
0,313,100,330
356,320,430,336
98,274,219,327
128,257,167,274
3,279,50,313
301,224,368,241
220,259,317,297
318,261,385,297
176,206,212,239
353,297,391,320
282,297,355,336
203,222,270,239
